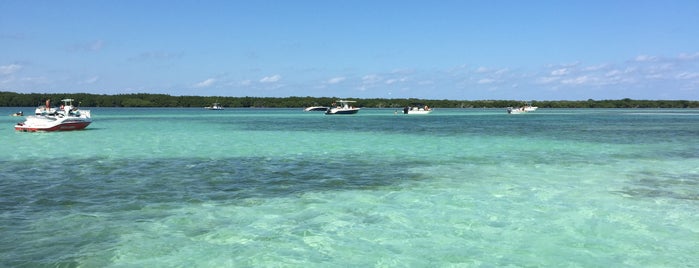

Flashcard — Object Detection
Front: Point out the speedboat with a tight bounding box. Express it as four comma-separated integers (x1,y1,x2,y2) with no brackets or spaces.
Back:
402,104,432,114
206,103,224,110
10,111,23,116
304,106,328,112
325,100,360,115
15,99,91,132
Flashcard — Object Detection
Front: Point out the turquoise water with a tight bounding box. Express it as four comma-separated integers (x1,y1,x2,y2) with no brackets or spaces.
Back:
1,107,698,267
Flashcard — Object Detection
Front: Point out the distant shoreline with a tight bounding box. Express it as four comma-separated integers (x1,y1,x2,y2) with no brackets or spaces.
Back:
1,91,698,108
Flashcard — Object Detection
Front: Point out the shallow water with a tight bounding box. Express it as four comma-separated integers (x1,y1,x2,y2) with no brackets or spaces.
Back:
1,107,698,267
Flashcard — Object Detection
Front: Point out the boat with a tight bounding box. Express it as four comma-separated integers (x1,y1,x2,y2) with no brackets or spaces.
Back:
402,104,432,115
325,100,360,115
10,111,23,116
507,106,527,114
304,106,328,112
15,99,91,132
507,102,538,114
206,103,224,110
523,102,538,112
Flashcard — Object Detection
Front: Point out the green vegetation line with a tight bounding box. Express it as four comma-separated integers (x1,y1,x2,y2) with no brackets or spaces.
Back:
1,92,697,108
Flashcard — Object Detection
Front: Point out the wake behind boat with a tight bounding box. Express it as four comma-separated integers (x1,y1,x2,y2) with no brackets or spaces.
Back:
325,100,360,115
15,99,91,132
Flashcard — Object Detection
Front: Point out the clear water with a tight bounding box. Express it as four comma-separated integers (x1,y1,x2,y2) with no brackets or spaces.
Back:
1,107,697,267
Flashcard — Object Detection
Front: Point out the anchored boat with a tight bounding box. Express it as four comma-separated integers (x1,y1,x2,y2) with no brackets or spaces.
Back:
15,99,92,132
325,100,360,115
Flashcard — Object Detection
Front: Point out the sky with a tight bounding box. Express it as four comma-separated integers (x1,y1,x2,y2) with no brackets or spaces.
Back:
1,0,698,100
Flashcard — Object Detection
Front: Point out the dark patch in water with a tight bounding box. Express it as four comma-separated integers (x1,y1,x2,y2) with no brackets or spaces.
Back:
613,172,699,201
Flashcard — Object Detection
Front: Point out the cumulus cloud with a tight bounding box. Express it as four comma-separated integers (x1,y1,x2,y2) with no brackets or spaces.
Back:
194,78,216,88
260,74,281,83
0,64,22,75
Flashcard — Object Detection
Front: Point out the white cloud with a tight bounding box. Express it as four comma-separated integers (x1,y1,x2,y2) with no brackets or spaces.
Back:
385,77,407,85
0,64,22,75
260,74,281,83
678,52,699,61
561,76,591,85
583,64,609,71
477,78,496,84
537,76,560,84
327,77,346,84
551,68,570,76
80,76,99,84
634,55,658,62
676,72,699,79
194,78,216,88
362,74,381,84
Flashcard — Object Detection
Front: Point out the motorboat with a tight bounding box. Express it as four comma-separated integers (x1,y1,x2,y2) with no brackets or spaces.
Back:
522,102,538,112
304,106,328,112
15,99,91,132
10,111,23,116
402,104,432,114
325,100,360,115
206,103,224,110
507,107,527,114
507,102,537,114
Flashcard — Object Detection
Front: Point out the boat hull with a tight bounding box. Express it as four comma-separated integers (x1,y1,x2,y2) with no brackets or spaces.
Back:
404,110,432,115
15,120,91,132
325,108,359,115
15,114,92,132
304,106,328,112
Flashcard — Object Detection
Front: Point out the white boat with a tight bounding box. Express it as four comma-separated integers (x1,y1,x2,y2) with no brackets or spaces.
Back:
325,100,360,115
523,105,538,112
206,103,224,110
507,107,527,114
507,102,537,114
15,99,91,132
402,104,432,114
304,106,328,112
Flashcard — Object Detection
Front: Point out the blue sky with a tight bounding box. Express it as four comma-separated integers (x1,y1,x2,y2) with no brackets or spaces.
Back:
1,0,698,100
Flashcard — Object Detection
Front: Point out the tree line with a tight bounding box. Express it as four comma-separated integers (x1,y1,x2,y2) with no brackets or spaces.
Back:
0,91,697,108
